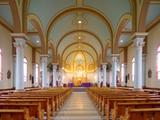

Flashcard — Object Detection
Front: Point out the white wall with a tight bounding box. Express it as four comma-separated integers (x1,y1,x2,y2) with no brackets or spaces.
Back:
119,51,124,64
146,22,160,88
0,25,13,89
87,72,97,83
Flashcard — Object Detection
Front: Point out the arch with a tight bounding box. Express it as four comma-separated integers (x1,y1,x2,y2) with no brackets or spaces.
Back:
113,13,132,54
103,42,111,63
61,42,98,62
56,29,103,54
129,0,137,32
22,0,30,33
46,6,113,43
146,16,160,31
48,42,56,63
9,0,21,32
64,50,96,66
138,0,150,32
27,14,47,54
0,17,13,32
64,50,96,72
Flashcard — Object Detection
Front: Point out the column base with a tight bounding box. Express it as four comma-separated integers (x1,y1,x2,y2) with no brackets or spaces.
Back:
42,87,49,89
110,86,117,89
133,88,143,91
15,89,25,92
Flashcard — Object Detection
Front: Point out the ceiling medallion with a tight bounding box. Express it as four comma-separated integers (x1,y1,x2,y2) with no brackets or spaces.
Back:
74,32,85,42
72,12,88,29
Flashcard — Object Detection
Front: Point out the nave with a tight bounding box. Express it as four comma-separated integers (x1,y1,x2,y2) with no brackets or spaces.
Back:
55,92,102,120
0,0,160,120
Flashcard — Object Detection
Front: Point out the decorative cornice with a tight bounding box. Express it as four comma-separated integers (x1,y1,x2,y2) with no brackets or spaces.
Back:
131,32,148,40
40,54,48,57
101,63,108,65
11,33,29,41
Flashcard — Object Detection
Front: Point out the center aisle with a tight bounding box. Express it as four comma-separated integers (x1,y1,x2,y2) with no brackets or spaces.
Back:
54,92,102,120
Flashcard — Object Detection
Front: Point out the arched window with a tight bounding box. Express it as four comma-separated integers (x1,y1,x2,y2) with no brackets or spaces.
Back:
35,64,39,83
132,58,135,81
0,49,2,80
157,46,160,80
23,58,27,82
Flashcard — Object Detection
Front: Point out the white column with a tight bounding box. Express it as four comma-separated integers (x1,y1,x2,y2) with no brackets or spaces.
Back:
106,70,109,86
98,67,101,87
13,55,16,88
52,63,57,87
110,54,119,88
133,33,147,90
41,55,48,88
121,63,127,86
33,63,37,87
102,63,107,87
12,33,28,91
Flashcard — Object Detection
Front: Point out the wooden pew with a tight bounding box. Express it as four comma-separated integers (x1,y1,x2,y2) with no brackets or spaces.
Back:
0,103,42,120
105,98,160,120
120,108,160,120
0,109,30,120
0,88,72,120
0,98,50,120
87,87,160,120
112,101,160,120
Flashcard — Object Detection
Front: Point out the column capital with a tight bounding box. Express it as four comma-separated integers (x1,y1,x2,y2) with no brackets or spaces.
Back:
134,38,145,47
40,55,48,63
52,63,58,70
112,55,119,63
52,63,58,65
101,63,107,69
101,63,108,65
121,63,127,66
112,54,119,57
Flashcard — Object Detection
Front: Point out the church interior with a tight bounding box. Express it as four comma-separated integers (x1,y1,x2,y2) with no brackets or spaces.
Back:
0,0,160,120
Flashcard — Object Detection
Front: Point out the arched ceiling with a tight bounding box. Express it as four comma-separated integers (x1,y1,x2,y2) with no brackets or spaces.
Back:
57,32,102,55
146,3,160,26
0,0,160,72
84,0,131,30
0,4,13,26
49,12,110,46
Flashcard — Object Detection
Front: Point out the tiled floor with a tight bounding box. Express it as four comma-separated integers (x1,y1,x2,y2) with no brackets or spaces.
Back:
54,92,103,120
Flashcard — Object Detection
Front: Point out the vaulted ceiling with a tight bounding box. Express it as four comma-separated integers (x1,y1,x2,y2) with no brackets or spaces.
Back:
0,0,160,72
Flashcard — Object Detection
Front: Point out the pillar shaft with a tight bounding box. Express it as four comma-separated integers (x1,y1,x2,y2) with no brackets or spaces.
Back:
41,55,48,88
111,54,119,88
131,33,147,90
102,64,107,87
53,64,58,87
134,38,145,89
121,63,127,86
12,33,28,90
